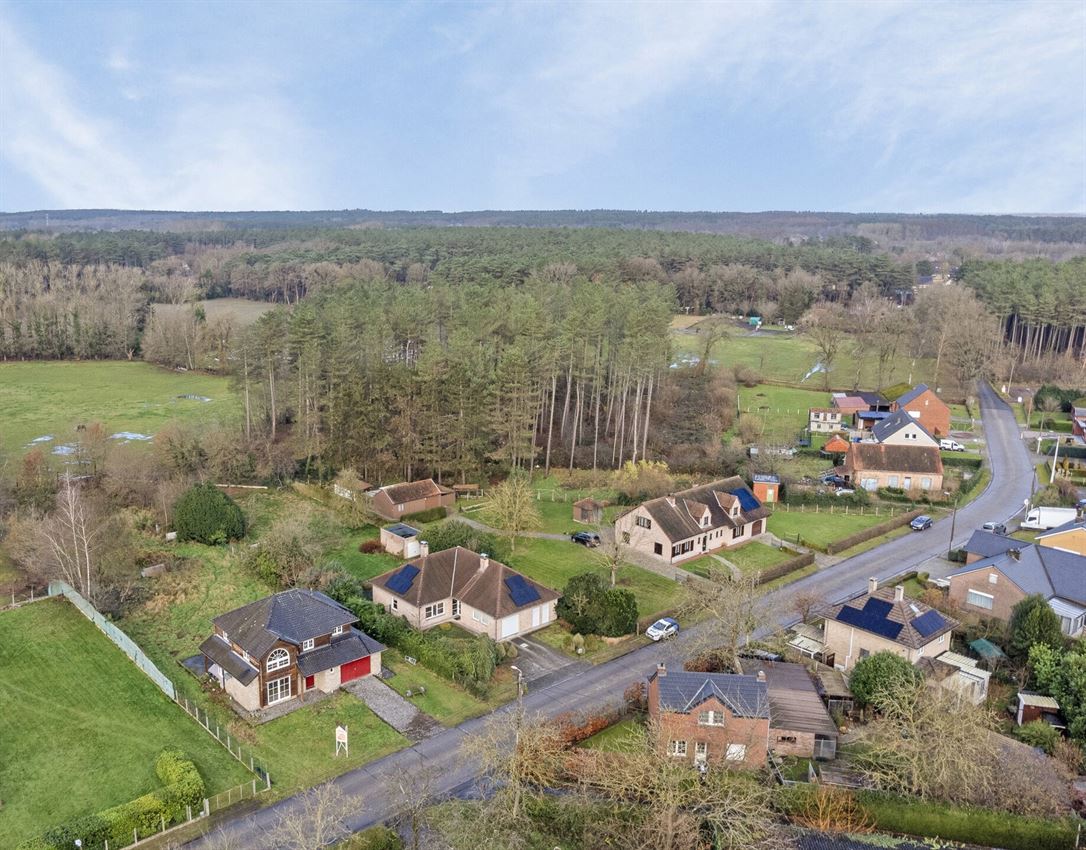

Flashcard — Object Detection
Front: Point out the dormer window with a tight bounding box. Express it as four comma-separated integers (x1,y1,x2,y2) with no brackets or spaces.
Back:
302,639,315,652
332,625,344,637
701,514,710,527
732,506,740,517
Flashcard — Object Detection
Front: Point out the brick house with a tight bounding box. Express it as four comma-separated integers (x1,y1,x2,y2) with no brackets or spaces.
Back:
614,477,770,564
893,384,951,437
947,543,1086,637
200,589,385,712
870,409,939,448
371,545,560,641
961,529,1020,564
756,661,838,760
843,442,943,493
647,664,769,767
823,579,957,671
367,478,455,522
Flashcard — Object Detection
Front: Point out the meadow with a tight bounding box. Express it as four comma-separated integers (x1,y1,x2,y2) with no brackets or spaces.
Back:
0,361,238,454
0,599,252,846
151,298,276,327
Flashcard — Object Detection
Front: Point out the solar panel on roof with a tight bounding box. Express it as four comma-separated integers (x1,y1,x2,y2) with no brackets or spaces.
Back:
836,599,903,640
729,488,761,512
386,564,420,595
911,609,946,638
505,575,540,607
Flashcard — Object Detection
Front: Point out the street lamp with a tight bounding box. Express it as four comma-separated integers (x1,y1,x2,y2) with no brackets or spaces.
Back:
945,490,959,560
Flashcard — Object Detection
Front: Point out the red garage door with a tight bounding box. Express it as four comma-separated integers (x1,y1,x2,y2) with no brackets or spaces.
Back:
340,655,371,683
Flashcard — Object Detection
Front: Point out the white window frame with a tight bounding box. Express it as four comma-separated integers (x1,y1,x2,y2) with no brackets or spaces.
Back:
302,639,315,652
391,598,398,610
425,601,446,620
266,648,290,672
725,743,747,762
636,515,652,529
220,630,229,642
966,589,994,610
472,610,490,625
452,598,461,617
921,477,932,490
331,625,344,637
266,675,292,705
695,741,708,761
698,710,725,726
988,573,998,585
668,740,687,757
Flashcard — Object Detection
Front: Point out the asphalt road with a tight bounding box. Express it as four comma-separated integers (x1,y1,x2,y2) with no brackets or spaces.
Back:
187,382,1033,848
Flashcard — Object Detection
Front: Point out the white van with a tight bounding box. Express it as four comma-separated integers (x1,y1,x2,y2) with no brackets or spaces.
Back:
939,439,965,452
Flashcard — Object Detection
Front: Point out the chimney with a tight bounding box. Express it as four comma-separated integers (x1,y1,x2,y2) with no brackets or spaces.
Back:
420,540,429,558
894,585,905,602
1009,548,1020,561
656,662,667,677
479,552,490,571
868,577,879,594
756,670,766,683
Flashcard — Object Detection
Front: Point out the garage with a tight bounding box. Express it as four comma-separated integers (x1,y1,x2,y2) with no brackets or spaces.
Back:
340,655,372,683
500,614,519,639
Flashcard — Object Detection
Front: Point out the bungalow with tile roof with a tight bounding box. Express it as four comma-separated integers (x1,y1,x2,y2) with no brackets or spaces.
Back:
823,578,957,671
200,589,385,713
843,442,943,494
961,528,1021,564
893,384,951,437
947,543,1086,637
870,409,939,448
614,476,770,564
371,545,560,641
647,663,770,767
367,478,455,522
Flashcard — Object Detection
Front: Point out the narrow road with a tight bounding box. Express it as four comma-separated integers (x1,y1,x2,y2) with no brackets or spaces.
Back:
187,382,1032,848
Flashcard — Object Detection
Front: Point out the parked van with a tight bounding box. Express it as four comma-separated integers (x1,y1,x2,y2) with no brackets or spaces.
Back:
939,439,965,452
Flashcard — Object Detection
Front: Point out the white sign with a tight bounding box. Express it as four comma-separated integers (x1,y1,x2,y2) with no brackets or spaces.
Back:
335,724,349,757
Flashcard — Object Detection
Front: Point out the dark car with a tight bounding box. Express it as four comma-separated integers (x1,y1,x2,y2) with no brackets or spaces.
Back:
910,515,933,531
571,531,601,547
982,521,1007,536
821,474,848,487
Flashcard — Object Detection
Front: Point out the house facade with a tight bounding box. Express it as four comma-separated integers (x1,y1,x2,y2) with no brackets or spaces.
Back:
1071,398,1086,442
200,589,384,712
1037,517,1086,556
371,545,559,641
870,409,939,448
647,664,769,768
947,543,1086,637
367,479,455,522
893,384,951,437
823,579,957,671
809,407,845,434
614,477,770,564
844,443,943,493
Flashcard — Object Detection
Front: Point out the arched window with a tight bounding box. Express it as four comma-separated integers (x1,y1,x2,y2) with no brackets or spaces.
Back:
266,648,290,672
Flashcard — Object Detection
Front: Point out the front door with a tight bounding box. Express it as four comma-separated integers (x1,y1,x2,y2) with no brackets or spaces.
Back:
701,536,707,551
304,674,315,691
903,476,912,490
752,519,763,535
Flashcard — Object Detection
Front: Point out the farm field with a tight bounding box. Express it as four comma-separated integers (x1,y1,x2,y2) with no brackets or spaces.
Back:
0,361,238,454
736,384,830,443
0,598,252,846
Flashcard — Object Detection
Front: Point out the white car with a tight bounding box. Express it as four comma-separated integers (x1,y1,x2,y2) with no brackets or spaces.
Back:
646,617,679,641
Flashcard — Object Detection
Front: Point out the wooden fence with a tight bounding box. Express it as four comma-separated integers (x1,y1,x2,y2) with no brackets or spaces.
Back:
2,584,51,612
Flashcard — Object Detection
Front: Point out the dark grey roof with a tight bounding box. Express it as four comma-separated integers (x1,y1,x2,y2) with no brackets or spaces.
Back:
1037,516,1086,538
757,661,838,738
639,476,770,543
963,529,1020,559
895,383,930,407
651,670,769,719
213,589,358,658
871,408,934,443
384,523,419,539
199,634,258,685
950,543,1086,606
297,629,385,676
752,473,780,483
857,391,889,408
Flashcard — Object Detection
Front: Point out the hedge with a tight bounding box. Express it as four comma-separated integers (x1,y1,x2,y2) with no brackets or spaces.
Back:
755,552,815,585
941,455,984,470
21,750,206,850
824,509,924,554
402,506,448,523
173,483,246,544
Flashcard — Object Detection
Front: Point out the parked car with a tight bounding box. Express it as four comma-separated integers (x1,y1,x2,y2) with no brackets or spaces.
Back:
910,515,934,531
982,521,1007,535
646,617,679,641
939,439,966,452
821,474,848,487
571,531,601,547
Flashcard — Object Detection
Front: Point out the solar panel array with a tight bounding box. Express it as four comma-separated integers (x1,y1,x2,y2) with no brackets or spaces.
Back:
729,487,761,513
505,574,541,607
911,609,947,638
386,564,420,595
835,596,903,640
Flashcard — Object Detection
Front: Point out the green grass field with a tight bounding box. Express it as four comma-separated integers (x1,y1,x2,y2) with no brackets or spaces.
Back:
737,384,830,443
0,361,238,454
0,599,252,846
578,717,642,751
721,541,795,573
767,507,895,549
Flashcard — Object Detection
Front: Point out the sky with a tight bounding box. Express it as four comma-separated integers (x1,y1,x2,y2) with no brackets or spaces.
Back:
0,0,1084,214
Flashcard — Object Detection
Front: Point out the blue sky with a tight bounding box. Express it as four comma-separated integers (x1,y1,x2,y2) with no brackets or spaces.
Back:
1,0,1084,214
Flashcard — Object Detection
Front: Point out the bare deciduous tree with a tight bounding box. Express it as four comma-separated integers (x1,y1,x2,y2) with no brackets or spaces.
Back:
483,473,542,553
682,572,764,673
264,783,355,850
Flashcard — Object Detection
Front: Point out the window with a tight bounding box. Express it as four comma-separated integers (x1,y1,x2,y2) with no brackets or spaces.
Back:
668,740,687,757
653,542,662,555
702,514,711,527
424,602,446,620
220,630,228,642
452,598,461,617
988,573,998,585
266,648,290,672
266,675,292,705
921,477,932,490
725,744,747,761
888,476,899,488
698,710,725,726
777,735,797,743
636,516,652,529
966,589,994,610
302,639,315,652
732,526,743,539
332,625,344,636
695,742,708,761
671,541,694,557
396,503,404,512
903,477,912,490
622,532,631,544
472,610,490,625
391,598,399,611
858,648,870,659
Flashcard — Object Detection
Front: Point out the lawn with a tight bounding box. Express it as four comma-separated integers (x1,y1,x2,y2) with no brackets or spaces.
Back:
382,649,495,726
578,717,643,751
736,384,831,443
0,598,252,846
0,360,238,454
508,537,683,618
767,506,898,549
721,541,795,574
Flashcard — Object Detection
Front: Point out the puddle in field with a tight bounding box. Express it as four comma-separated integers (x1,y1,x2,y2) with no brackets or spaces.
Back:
177,394,212,402
801,362,827,382
111,432,153,442
52,444,77,456
27,435,54,446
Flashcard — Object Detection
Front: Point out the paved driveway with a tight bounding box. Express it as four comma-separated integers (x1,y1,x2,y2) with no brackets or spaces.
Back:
512,634,590,688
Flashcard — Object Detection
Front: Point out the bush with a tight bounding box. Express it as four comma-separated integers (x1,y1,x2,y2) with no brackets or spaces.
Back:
1015,719,1059,753
849,651,921,708
402,506,447,523
599,588,638,636
172,483,245,544
1008,594,1064,660
422,520,509,562
755,552,815,585
556,573,639,637
359,539,384,554
339,826,404,850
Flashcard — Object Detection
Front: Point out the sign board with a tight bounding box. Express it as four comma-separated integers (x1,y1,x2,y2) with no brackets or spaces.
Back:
335,724,349,757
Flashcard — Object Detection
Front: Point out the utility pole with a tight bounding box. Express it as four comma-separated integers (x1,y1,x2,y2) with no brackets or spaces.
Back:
509,665,526,819
946,491,959,560
1051,433,1061,484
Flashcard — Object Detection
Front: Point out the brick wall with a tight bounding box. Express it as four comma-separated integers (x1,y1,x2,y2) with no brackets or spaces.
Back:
947,567,1025,623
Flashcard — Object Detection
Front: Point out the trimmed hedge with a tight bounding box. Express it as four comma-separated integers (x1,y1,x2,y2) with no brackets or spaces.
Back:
755,552,815,586
941,455,984,470
21,750,206,850
824,508,924,554
402,506,448,523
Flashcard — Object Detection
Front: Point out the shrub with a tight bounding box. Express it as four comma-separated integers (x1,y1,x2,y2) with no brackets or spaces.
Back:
824,509,924,554
849,651,921,708
359,539,384,554
1014,720,1059,753
557,573,609,634
422,520,509,562
755,552,815,586
172,483,245,544
733,365,761,387
599,588,638,636
1008,594,1064,660
340,826,404,850
402,506,447,523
